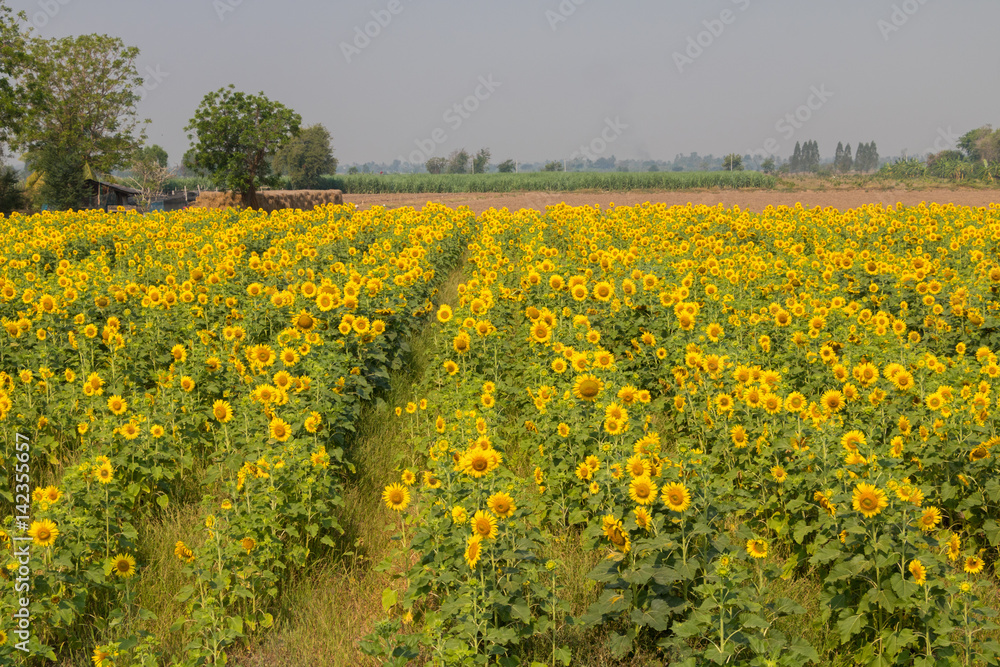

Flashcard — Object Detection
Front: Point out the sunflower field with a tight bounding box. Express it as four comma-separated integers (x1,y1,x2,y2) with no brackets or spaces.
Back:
2,201,1000,666
365,202,1000,666
0,203,471,664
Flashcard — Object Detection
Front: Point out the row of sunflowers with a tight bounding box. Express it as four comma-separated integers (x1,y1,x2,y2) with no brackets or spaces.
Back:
370,202,1000,666
0,203,472,664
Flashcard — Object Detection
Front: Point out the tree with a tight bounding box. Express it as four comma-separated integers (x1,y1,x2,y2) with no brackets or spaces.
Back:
843,143,853,172
835,142,844,170
789,142,802,173
185,85,301,207
472,147,490,174
425,157,446,174
958,126,992,161
16,34,146,209
722,153,743,171
760,157,776,174
497,159,515,173
543,161,563,172
36,138,88,211
446,149,470,174
0,163,22,214
0,3,38,151
137,144,168,168
126,145,175,212
273,123,336,189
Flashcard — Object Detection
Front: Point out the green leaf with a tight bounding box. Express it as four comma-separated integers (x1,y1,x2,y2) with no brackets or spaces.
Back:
156,494,169,509
381,588,398,614
837,612,866,644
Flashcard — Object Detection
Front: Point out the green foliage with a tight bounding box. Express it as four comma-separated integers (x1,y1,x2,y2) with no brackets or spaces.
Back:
447,149,471,174
0,163,23,214
326,171,777,193
0,2,38,147
17,33,146,178
722,154,744,171
497,159,516,173
137,144,168,169
472,148,491,174
543,161,564,172
36,139,88,210
272,123,337,189
425,157,446,175
185,85,301,207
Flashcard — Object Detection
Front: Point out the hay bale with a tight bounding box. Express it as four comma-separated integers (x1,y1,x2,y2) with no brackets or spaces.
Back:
192,190,344,212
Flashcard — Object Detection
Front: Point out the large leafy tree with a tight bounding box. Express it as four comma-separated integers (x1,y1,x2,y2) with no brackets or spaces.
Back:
16,33,146,209
272,123,336,189
185,86,301,207
0,2,37,151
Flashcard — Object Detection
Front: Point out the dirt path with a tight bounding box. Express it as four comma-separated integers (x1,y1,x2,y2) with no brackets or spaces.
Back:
344,187,1000,214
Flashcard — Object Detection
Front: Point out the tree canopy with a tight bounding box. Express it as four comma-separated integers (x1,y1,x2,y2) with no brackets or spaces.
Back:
272,123,336,189
185,85,301,207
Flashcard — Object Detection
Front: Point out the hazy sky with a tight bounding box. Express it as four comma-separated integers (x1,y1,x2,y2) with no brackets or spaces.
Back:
10,0,1000,167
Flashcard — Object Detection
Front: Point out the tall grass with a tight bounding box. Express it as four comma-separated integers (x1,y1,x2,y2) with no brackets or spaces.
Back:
323,171,776,194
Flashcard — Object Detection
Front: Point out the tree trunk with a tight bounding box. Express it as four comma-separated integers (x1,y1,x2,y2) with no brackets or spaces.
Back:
242,183,259,209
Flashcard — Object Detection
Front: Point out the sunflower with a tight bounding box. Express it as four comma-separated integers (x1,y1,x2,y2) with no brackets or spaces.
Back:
241,537,256,554
625,454,650,478
462,447,500,478
111,553,136,578
269,418,292,442
603,518,631,553
557,423,570,437
212,400,233,423
304,411,322,433
784,392,806,413
820,389,845,413
180,376,195,392
92,645,115,667
916,506,942,532
443,360,459,375
452,506,468,524
107,395,127,415
437,304,453,323
464,535,483,568
633,507,652,532
382,483,410,511
95,461,115,484
423,471,441,489
892,370,915,391
592,281,613,301
629,476,658,505
662,482,691,512
841,430,866,452
852,483,888,518
746,539,768,559
28,518,58,547
909,559,927,585
964,556,985,574
121,421,140,440
471,510,498,540
487,492,516,518
453,333,471,354
947,533,961,562
969,446,990,462
572,374,603,402
771,465,788,483
294,310,315,331
761,393,782,415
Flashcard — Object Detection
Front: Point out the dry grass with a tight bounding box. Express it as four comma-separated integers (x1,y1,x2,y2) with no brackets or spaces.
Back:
229,261,468,667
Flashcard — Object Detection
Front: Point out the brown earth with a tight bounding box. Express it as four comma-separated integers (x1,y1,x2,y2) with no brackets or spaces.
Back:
343,187,1000,214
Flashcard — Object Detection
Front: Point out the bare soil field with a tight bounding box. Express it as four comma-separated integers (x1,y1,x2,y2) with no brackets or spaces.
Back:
343,187,1000,214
